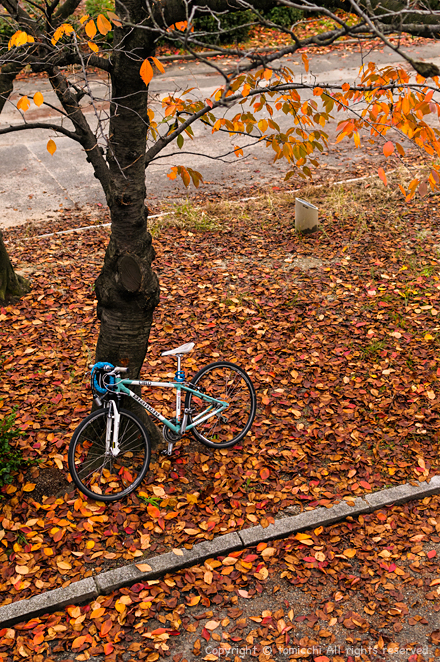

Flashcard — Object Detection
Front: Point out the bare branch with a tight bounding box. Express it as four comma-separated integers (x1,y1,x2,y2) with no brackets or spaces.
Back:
0,0,39,33
347,0,440,77
47,65,113,202
53,0,82,25
0,121,81,140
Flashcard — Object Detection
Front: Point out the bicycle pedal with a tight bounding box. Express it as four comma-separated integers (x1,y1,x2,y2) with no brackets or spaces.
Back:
161,446,174,456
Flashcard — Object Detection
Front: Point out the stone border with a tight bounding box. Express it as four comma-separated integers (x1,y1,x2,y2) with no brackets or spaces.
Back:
1,476,440,628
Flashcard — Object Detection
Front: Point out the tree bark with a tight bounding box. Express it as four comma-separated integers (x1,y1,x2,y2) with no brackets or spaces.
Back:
0,230,30,302
0,65,31,304
94,7,162,447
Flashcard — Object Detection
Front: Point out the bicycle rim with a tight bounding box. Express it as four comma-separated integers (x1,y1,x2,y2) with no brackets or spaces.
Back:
185,361,256,448
68,408,150,502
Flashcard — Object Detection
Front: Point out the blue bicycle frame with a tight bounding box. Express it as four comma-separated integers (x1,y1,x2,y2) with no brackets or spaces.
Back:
113,377,229,437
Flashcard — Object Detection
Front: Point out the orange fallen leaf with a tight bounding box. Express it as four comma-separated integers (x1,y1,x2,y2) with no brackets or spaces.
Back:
100,619,112,637
72,635,86,649
90,607,105,619
147,504,160,518
343,549,357,558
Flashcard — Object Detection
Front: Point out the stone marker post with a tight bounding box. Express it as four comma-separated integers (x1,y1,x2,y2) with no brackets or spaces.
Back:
295,198,319,234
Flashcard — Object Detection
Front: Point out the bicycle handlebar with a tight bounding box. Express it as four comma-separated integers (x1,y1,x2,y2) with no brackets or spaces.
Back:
89,364,128,374
90,363,128,395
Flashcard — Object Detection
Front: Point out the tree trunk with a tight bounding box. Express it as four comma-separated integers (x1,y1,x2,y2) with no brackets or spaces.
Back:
94,12,162,448
0,230,30,302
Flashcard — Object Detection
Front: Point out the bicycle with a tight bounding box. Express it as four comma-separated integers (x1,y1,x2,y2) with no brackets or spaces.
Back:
68,342,257,502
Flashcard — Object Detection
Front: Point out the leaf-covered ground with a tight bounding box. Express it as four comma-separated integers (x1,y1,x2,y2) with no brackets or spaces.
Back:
1,175,440,609
1,494,440,661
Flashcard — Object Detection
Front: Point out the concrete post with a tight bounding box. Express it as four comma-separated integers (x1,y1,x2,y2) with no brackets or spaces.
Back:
295,198,319,234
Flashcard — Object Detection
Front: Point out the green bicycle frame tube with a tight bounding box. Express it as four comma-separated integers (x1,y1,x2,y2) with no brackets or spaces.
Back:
114,379,228,435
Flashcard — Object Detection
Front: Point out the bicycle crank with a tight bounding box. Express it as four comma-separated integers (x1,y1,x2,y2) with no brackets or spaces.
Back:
162,418,181,456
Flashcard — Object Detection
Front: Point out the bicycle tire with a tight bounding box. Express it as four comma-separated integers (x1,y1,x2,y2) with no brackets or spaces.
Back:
185,361,257,449
68,407,151,502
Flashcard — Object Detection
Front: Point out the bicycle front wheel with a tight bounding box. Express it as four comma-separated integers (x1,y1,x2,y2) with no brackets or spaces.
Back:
68,408,150,502
185,361,256,448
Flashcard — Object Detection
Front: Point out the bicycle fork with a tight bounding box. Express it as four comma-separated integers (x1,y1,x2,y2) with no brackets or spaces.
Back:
106,400,121,456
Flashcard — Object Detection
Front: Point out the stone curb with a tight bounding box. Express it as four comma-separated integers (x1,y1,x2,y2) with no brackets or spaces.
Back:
1,476,440,628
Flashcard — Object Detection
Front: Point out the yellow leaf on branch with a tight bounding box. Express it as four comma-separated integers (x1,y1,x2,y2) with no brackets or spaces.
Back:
47,139,57,156
107,11,122,26
378,167,387,186
151,57,165,74
181,168,190,187
383,141,394,157
33,92,44,107
8,30,34,49
302,52,309,73
97,13,112,35
51,23,74,45
17,96,30,112
85,19,97,39
140,59,154,87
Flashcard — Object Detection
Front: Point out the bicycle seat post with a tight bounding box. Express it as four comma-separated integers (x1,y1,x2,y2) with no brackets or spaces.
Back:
175,354,185,383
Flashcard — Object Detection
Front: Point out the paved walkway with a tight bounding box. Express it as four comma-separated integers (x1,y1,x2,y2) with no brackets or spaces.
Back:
2,42,440,228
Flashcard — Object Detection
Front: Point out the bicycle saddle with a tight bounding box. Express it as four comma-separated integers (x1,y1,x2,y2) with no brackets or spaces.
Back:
161,342,195,357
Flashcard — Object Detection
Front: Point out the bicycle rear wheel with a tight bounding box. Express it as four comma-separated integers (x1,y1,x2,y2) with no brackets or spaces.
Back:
185,361,256,448
68,408,150,502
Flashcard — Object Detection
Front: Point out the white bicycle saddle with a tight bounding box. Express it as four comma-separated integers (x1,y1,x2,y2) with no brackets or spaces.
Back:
161,342,195,357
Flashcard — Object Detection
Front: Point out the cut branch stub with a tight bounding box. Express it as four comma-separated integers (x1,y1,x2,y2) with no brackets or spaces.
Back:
118,254,142,292
410,59,440,79
0,229,30,302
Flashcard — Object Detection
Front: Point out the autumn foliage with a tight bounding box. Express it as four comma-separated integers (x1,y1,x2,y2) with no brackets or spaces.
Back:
5,9,440,200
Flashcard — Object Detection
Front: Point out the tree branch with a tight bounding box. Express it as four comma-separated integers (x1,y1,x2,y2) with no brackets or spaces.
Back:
47,65,113,202
347,0,440,77
0,121,81,140
53,0,82,25
149,139,264,162
0,0,39,34
0,61,23,115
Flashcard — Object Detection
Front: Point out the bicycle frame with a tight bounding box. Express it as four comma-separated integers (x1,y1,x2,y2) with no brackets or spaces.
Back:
112,378,229,437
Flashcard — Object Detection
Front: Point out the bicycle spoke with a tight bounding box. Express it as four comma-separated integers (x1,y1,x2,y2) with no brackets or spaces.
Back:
186,362,256,448
69,409,150,501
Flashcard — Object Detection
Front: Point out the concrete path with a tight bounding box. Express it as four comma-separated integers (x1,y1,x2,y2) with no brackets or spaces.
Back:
1,41,440,228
